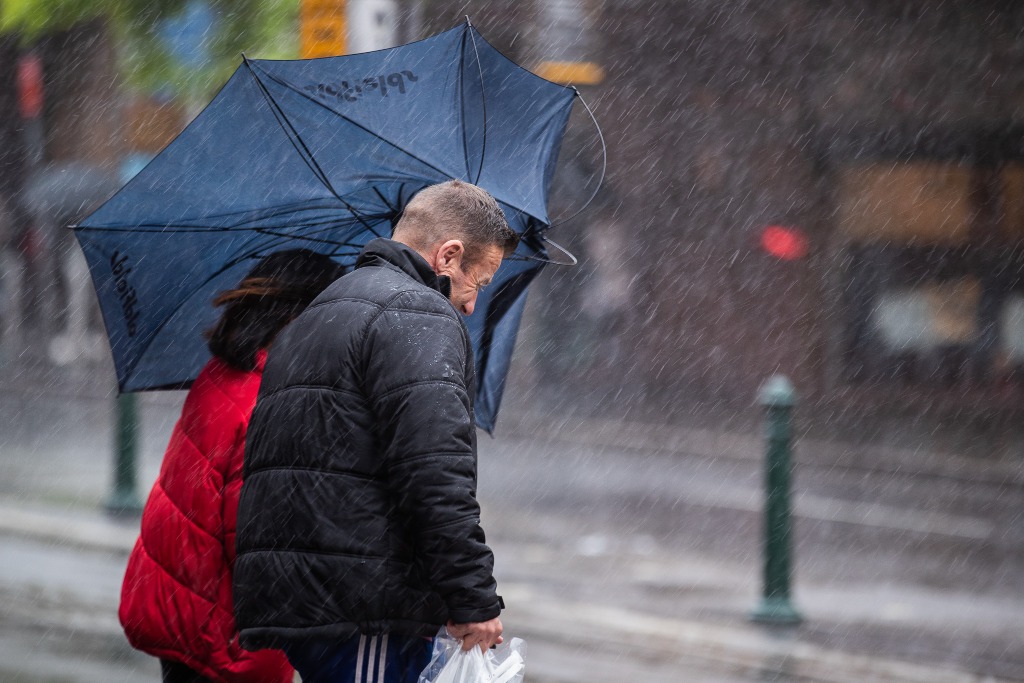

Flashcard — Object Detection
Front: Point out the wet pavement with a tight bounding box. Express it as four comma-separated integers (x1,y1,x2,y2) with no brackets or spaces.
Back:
0,350,1022,681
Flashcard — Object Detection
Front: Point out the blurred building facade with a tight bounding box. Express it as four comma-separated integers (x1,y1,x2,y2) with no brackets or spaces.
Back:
0,16,190,356
422,1,1024,446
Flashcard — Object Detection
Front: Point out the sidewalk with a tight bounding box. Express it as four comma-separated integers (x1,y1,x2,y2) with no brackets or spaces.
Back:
0,354,1022,681
0,496,1017,683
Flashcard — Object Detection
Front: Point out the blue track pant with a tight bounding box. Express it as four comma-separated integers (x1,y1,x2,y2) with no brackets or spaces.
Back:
284,634,434,683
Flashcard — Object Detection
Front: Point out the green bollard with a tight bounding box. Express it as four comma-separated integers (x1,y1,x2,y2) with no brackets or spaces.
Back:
750,375,803,625
104,393,143,515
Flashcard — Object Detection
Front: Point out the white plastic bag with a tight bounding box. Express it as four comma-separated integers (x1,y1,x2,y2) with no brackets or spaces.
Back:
418,627,526,683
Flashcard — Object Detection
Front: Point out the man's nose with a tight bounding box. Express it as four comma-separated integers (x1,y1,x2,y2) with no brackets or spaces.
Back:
462,294,477,316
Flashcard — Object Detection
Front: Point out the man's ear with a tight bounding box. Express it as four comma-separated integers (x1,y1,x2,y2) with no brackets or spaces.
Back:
433,239,465,275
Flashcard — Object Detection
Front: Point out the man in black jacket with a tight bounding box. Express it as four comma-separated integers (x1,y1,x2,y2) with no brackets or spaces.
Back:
233,180,518,682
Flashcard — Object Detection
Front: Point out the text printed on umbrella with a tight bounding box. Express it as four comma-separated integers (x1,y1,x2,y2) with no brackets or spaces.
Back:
303,70,419,103
111,251,140,337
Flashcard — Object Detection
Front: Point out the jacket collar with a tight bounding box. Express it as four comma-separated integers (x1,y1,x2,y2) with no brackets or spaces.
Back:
356,238,451,298
254,348,268,373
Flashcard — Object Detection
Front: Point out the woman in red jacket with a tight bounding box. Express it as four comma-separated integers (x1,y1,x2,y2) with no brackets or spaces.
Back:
119,249,345,683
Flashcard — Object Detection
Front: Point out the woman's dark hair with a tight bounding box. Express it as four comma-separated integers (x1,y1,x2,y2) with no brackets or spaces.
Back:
205,249,346,370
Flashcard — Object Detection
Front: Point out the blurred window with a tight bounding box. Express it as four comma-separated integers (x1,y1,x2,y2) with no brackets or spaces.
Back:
999,295,1024,362
838,161,1024,386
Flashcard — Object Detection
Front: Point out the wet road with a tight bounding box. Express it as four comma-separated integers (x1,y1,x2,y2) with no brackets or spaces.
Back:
0,532,761,683
0,536,156,682
479,429,1024,679
0,386,1022,680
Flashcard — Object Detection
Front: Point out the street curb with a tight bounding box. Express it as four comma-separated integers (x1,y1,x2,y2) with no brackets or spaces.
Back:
501,584,1013,683
0,502,137,555
495,409,1024,487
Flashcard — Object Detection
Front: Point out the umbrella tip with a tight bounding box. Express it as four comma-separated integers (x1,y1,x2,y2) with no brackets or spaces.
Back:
464,15,473,28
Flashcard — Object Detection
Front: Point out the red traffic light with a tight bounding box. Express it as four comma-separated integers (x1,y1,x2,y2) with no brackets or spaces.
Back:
18,54,44,120
761,225,808,260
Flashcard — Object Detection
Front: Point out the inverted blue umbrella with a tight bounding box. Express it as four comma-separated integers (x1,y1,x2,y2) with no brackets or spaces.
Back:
73,21,597,432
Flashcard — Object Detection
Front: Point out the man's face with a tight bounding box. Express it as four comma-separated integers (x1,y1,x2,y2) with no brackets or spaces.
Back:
434,242,504,316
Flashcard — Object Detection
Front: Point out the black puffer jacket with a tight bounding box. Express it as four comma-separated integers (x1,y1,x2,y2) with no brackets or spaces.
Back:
233,238,502,649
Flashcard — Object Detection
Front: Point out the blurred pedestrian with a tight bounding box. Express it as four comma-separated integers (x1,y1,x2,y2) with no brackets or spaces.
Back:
119,249,346,683
233,181,517,683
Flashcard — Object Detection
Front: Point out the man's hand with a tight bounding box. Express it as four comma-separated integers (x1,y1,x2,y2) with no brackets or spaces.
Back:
447,617,503,652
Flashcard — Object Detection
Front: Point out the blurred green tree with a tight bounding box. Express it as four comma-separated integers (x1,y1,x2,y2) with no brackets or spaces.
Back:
1,0,297,99
0,1,298,322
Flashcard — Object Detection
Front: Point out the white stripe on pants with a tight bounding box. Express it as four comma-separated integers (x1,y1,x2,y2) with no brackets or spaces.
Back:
377,634,389,683
367,636,379,683
356,635,368,682
356,635,390,683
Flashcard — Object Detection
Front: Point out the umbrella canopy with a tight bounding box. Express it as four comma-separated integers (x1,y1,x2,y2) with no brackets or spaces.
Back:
73,22,577,432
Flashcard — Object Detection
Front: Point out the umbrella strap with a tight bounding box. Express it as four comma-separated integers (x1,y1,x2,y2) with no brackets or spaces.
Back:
548,87,607,230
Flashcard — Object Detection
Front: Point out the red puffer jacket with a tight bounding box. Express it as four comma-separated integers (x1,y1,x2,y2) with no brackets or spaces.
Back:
119,352,292,683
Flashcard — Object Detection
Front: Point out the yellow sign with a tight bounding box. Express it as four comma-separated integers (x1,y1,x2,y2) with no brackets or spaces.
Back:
838,163,972,245
301,0,347,58
534,60,605,86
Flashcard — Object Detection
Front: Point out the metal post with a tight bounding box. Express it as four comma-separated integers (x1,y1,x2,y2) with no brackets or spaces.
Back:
751,375,802,625
105,393,143,515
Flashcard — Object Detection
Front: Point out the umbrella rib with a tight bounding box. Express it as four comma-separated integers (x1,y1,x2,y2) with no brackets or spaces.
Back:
230,235,363,264
249,63,458,187
257,216,389,236
243,58,336,193
372,186,398,215
249,220,386,252
548,88,607,229
243,210,394,257
466,22,489,185
215,215,387,260
458,28,471,182
243,59,386,241
223,204,388,233
78,198,344,232
252,228,367,248
249,61,546,225
123,219,366,381
253,240,359,262
79,195,395,234
121,255,256,382
199,203,392,234
74,213,392,235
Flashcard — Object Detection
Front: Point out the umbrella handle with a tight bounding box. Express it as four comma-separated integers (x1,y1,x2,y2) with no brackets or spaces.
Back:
541,235,578,265
514,234,577,266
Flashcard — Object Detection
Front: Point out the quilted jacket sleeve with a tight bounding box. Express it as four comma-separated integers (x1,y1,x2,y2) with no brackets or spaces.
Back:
362,293,502,624
122,359,292,683
221,418,248,570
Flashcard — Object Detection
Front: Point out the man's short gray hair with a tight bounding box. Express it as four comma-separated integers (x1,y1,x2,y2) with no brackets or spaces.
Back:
393,180,519,263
